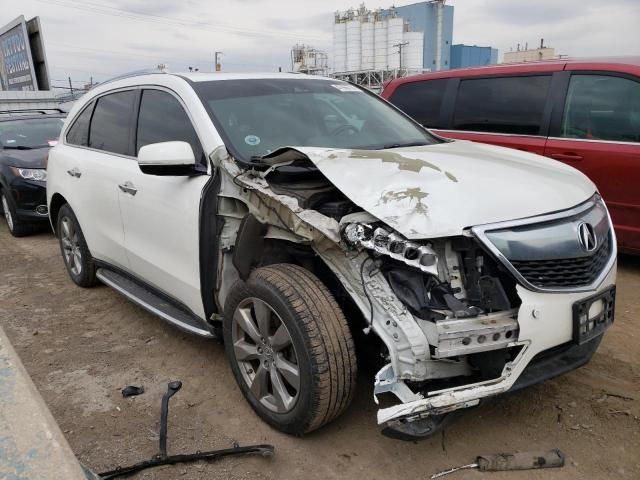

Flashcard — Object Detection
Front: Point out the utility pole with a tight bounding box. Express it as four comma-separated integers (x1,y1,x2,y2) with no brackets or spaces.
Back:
214,51,223,72
393,41,409,72
68,76,73,95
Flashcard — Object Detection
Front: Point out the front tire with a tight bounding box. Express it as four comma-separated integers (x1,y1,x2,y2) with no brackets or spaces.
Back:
223,264,357,435
57,204,98,287
1,192,33,237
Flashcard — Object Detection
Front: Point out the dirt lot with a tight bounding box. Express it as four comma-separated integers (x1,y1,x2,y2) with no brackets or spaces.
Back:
0,223,638,480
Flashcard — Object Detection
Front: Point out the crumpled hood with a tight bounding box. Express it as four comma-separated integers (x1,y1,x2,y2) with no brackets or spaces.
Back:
292,141,597,239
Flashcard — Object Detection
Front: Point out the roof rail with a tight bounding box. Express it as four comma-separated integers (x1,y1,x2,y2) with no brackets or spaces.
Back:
99,67,168,87
0,108,66,116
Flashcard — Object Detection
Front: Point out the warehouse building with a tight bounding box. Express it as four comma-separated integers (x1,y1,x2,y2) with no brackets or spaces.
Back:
504,39,555,63
450,44,498,69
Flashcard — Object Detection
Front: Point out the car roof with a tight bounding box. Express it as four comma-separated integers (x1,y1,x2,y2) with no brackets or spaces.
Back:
383,56,640,91
179,72,330,82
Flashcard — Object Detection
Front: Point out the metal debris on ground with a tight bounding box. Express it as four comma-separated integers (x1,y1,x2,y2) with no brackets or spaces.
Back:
430,449,565,478
98,381,275,479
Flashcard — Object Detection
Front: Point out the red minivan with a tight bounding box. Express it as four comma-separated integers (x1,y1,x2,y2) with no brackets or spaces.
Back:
382,58,640,254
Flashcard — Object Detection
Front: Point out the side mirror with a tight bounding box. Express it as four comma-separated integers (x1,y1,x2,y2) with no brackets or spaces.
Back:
137,141,204,176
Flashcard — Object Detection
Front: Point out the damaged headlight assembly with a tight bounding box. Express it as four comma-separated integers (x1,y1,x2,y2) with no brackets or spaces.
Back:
342,222,438,274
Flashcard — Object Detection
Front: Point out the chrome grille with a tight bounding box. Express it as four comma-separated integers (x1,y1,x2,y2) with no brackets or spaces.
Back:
472,195,616,292
510,238,610,288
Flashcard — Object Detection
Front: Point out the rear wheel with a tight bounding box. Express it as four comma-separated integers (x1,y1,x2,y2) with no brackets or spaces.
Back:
223,264,357,435
1,192,33,237
57,204,98,287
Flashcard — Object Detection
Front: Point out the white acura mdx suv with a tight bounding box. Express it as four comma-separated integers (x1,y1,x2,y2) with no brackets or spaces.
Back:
47,71,616,439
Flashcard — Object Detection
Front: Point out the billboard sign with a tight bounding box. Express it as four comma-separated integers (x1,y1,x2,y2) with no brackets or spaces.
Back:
0,16,41,91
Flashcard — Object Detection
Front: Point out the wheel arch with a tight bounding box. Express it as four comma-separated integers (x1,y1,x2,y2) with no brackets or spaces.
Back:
48,193,68,235
258,238,369,336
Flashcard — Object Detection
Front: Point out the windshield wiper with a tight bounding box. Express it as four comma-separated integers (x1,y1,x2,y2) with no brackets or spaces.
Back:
2,145,35,150
379,142,429,149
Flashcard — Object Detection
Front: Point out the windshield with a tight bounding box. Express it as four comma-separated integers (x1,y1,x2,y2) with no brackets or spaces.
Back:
194,78,439,163
0,117,65,149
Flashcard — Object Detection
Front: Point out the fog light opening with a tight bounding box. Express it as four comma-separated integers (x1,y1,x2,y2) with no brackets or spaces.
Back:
35,205,48,216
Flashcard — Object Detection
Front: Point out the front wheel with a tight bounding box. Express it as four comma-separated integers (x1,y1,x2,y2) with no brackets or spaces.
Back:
1,192,33,237
223,264,357,435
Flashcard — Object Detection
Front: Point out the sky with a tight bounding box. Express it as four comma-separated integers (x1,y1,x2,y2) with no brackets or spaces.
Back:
3,0,640,91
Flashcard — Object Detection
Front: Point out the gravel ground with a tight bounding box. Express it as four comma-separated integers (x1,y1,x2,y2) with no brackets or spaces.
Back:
0,223,638,480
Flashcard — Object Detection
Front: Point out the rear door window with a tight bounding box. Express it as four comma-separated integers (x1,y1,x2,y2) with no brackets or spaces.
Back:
66,101,94,147
136,89,204,162
388,79,448,128
561,74,640,143
88,90,136,155
452,75,551,135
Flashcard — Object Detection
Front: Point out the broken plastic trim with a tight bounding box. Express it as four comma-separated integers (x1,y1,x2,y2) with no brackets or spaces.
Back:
98,381,274,479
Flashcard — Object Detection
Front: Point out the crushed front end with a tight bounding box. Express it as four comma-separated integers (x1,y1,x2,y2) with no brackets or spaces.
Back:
336,195,616,439
224,145,616,440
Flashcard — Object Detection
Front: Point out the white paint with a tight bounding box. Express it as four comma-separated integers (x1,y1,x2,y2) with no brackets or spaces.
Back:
138,141,196,166
295,141,597,240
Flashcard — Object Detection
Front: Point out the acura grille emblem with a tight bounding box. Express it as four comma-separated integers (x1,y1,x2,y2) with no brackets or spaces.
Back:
577,222,597,252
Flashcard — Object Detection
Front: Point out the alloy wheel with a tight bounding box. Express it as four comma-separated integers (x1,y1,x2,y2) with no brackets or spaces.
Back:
60,216,82,276
231,297,300,414
1,195,14,232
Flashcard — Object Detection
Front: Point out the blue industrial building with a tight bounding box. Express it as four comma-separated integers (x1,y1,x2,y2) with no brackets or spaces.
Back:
382,2,454,71
450,44,499,69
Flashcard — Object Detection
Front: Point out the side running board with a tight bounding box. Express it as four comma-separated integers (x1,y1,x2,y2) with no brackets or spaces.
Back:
96,268,215,338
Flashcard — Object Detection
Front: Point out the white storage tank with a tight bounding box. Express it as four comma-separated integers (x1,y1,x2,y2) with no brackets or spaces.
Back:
333,22,347,73
402,31,424,70
386,17,404,70
361,21,375,71
346,20,361,71
373,20,387,70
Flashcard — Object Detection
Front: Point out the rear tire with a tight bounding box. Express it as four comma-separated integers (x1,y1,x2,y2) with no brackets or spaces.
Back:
223,264,357,435
57,204,98,287
1,192,33,237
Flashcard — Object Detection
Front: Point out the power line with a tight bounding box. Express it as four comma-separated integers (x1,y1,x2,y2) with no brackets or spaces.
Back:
36,0,327,43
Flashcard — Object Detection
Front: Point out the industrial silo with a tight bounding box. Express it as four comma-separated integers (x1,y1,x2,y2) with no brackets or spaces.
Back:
345,19,361,71
360,19,375,70
333,21,347,73
373,19,387,70
402,31,424,70
386,17,404,69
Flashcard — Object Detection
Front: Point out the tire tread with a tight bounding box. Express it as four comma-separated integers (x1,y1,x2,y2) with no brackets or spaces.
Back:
224,263,357,434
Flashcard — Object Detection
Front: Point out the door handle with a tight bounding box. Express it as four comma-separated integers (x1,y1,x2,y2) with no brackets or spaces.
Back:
67,167,82,178
118,181,137,196
550,152,583,161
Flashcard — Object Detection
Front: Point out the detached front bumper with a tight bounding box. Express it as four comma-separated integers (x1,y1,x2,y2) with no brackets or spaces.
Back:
376,263,616,440
382,334,603,440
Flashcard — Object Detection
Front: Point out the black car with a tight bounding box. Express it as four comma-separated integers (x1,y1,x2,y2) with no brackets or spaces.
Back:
0,112,65,236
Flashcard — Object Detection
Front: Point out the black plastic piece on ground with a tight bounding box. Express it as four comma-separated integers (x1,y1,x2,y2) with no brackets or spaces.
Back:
121,386,144,398
98,445,275,479
97,380,275,479
381,411,467,441
159,381,182,458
